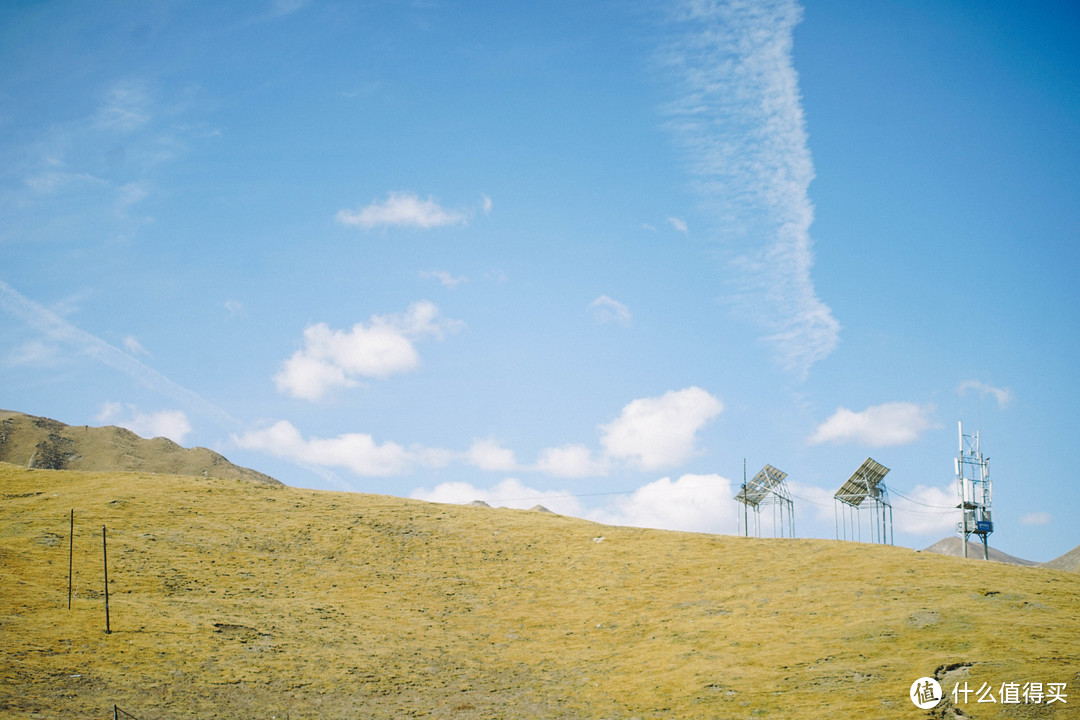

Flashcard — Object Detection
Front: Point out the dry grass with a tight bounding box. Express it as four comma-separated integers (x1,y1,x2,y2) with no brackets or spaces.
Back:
2,463,1078,719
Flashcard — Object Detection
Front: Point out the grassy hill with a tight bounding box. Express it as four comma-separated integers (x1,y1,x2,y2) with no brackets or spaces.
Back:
0,409,280,486
2,463,1078,719
1044,545,1080,573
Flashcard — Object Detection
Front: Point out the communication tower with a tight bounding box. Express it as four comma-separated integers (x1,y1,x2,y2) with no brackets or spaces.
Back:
955,421,992,560
735,463,795,538
833,457,893,545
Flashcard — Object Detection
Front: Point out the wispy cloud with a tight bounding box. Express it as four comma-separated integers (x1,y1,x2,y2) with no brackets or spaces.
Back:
268,0,309,18
122,335,149,356
658,0,839,377
10,78,215,244
274,300,463,400
95,80,151,133
420,270,468,288
808,401,937,447
958,380,1013,409
588,295,632,327
336,192,468,229
667,216,688,233
1020,511,1051,526
0,280,238,430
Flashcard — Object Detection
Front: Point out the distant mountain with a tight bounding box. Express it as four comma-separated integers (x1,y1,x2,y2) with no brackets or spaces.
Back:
1043,544,1080,572
0,409,281,485
921,536,1039,567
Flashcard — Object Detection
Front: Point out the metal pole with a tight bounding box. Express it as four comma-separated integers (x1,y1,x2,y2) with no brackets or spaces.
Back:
68,509,74,610
103,526,110,634
743,459,748,538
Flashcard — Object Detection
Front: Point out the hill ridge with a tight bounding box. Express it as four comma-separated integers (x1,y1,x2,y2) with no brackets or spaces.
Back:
0,409,280,485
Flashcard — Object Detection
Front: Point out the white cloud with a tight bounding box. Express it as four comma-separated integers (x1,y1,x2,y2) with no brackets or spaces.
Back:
668,216,688,233
481,193,493,214
534,444,609,478
466,438,518,472
890,484,958,536
420,270,468,288
808,402,937,447
958,380,1013,409
336,192,468,229
96,402,192,444
600,387,723,471
659,0,840,377
233,420,449,477
588,295,632,327
588,474,737,534
274,300,461,401
411,478,584,517
1020,512,1051,526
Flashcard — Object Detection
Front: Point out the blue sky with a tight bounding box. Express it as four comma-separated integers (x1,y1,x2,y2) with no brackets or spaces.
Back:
2,0,1078,562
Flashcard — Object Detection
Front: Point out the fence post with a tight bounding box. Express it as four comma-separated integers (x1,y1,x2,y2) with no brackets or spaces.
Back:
102,526,110,634
68,509,74,609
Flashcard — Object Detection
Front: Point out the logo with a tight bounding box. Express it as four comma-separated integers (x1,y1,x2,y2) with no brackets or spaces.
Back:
911,677,943,709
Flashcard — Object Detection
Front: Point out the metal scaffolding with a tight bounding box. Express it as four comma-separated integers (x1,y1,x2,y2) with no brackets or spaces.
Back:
956,421,993,560
735,463,795,538
834,457,893,545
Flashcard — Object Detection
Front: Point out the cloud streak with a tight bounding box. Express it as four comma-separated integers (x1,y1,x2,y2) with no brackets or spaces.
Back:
659,0,840,377
958,380,1013,409
0,280,238,431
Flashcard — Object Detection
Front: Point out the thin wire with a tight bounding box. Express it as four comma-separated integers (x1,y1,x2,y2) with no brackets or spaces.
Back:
482,479,960,518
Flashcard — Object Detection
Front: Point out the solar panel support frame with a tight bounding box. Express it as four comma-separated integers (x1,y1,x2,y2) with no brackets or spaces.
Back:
833,457,894,545
735,464,796,539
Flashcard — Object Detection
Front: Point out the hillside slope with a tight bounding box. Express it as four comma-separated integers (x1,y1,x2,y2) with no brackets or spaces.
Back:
921,536,1040,567
2,464,1078,719
1044,544,1080,572
0,409,279,485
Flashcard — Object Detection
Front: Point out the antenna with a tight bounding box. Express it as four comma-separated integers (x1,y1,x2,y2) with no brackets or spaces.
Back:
734,464,795,538
956,421,993,560
833,458,893,545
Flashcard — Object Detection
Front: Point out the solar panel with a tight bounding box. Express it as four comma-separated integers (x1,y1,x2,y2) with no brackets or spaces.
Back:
834,457,890,507
735,464,788,508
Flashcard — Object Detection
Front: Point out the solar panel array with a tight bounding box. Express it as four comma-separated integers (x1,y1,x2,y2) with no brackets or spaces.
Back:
734,464,788,508
833,457,890,507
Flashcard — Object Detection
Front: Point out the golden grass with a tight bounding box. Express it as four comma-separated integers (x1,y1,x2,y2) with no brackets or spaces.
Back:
2,463,1077,719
